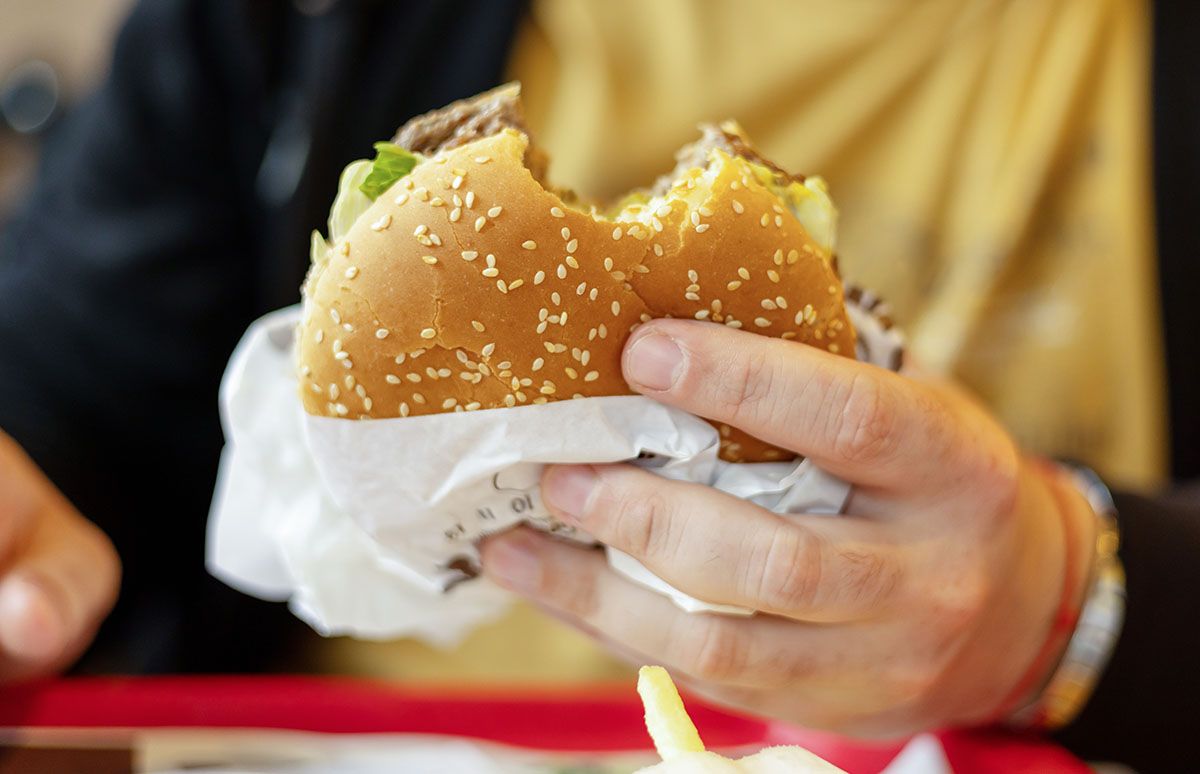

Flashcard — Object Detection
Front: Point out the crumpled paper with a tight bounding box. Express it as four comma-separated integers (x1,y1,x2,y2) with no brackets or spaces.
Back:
208,293,903,643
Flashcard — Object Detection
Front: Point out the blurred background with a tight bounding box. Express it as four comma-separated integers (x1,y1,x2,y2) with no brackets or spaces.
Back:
0,0,132,223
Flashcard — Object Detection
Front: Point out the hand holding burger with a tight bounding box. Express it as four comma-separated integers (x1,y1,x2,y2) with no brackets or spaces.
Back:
481,322,1099,737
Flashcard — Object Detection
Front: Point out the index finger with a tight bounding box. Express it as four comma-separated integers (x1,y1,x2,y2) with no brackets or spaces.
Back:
621,319,960,492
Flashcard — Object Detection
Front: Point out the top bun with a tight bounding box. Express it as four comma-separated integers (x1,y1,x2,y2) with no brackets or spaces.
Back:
298,85,855,462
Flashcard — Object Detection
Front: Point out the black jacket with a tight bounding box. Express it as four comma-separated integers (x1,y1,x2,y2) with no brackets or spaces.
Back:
0,2,1196,770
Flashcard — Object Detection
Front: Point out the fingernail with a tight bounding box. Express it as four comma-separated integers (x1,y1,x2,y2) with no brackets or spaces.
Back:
0,576,68,661
625,333,683,392
482,534,541,592
543,465,597,521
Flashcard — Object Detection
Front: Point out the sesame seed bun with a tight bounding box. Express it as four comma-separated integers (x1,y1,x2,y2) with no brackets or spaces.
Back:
299,99,855,463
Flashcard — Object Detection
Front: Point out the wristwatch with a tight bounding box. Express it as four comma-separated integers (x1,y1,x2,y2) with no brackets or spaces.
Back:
1009,465,1126,729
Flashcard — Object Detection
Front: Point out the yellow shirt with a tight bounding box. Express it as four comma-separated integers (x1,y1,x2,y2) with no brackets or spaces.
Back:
314,0,1164,683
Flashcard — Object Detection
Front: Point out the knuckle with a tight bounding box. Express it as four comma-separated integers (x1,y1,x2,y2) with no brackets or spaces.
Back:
682,619,748,682
716,348,777,425
838,548,900,610
606,483,678,561
827,372,899,465
756,527,823,613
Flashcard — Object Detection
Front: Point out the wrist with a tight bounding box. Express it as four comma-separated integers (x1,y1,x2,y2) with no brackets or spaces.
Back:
989,459,1097,721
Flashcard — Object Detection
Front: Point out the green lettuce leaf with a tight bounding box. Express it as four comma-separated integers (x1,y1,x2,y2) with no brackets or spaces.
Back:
358,142,421,201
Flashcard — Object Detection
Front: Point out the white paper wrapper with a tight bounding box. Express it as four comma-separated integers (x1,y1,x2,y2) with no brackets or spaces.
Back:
208,292,903,642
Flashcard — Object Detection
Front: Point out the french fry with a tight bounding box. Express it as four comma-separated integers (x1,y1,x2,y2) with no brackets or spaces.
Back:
638,666,706,760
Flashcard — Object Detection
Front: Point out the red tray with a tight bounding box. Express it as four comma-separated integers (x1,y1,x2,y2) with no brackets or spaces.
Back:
0,676,1087,773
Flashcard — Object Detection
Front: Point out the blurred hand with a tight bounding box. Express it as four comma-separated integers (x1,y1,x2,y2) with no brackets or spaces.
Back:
0,430,119,681
481,319,1097,738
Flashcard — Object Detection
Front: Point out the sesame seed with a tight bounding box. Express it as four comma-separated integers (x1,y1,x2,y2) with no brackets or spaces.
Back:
699,205,714,217
577,281,587,295
339,242,351,256
413,392,426,403
589,288,599,301
334,351,349,361
688,269,699,282
416,234,433,246
482,267,499,277
376,328,389,339
414,224,428,236
565,367,578,379
487,206,502,218
370,214,392,231
690,211,701,227
760,213,770,227
532,357,544,371
474,156,491,164
344,266,359,279
686,283,700,293
471,320,485,332
508,278,524,290
773,249,784,266
386,374,401,384
394,353,406,364
533,270,545,285
486,254,496,267
550,206,565,218
334,403,349,416
653,243,664,256
612,227,623,240
449,207,461,222
754,317,771,328
685,292,701,301
430,197,445,207
556,264,567,279
738,267,751,280
695,224,710,233
727,319,743,329
438,367,451,378
426,367,439,379
395,193,409,206
543,341,556,353
566,238,578,253
584,371,599,382
694,309,710,319
775,215,784,227
329,384,340,400
465,402,481,411
761,299,778,310
465,191,476,207
462,250,478,261
787,249,800,264
414,187,429,201
727,280,742,291
565,256,579,269
421,255,438,265
504,394,516,407
474,216,487,232
539,385,556,395
451,175,464,189
430,234,442,246
539,308,549,322
497,360,511,370
342,323,354,332
522,240,537,250
611,301,621,316
656,204,672,217
442,398,457,409
598,323,608,338
581,350,591,366
829,343,841,354
603,257,614,272
420,328,436,339
560,311,568,325
497,279,508,293
411,348,426,358
775,296,787,308
399,402,410,416
767,270,780,283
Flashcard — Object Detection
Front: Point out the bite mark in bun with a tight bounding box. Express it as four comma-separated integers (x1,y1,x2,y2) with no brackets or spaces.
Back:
299,84,854,462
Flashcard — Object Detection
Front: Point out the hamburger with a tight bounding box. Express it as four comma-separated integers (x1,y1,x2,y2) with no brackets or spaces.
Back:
299,84,854,462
